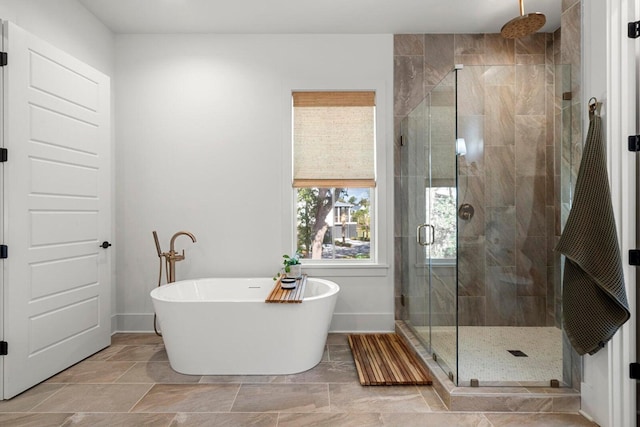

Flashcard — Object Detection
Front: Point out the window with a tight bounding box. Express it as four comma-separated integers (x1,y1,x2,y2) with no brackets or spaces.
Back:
296,187,372,260
426,186,456,260
292,91,375,261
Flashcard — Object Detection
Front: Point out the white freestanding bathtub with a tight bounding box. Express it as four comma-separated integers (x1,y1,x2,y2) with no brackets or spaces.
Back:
150,277,340,375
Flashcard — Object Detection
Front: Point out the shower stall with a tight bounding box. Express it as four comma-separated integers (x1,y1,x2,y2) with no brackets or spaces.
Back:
399,63,576,387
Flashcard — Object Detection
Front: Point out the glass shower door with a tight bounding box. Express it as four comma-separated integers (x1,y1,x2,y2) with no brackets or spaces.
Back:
401,69,459,384
426,71,458,383
400,96,432,359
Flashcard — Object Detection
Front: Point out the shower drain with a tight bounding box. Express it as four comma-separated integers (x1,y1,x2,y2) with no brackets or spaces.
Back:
507,350,528,357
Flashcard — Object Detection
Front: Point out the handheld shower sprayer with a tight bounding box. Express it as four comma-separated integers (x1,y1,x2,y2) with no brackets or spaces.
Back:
153,230,162,258
153,230,170,285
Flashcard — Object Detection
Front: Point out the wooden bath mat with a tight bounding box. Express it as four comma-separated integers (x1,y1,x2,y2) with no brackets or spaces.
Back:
348,333,432,386
265,274,307,303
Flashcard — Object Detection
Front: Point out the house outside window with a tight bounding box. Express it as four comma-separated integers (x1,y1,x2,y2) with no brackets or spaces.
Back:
292,91,375,261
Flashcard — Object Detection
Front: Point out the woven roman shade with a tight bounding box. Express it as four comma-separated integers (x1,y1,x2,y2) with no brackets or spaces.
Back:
293,91,375,188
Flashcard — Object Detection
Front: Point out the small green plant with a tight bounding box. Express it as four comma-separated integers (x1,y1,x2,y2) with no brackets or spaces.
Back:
282,252,301,271
274,252,302,280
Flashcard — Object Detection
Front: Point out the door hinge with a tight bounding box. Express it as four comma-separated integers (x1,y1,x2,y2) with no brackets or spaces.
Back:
0,341,6,356
631,362,640,379
0,245,7,259
0,148,7,162
0,52,6,67
630,250,640,266
629,21,640,38
629,135,640,152
400,294,405,306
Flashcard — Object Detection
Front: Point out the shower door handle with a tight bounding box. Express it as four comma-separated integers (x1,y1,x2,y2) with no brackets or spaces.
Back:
428,224,435,245
417,224,435,246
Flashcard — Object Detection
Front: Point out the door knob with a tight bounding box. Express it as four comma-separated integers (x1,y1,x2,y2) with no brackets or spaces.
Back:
100,241,112,249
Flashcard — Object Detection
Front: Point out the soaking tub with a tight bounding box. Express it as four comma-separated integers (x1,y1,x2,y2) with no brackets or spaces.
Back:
150,277,340,375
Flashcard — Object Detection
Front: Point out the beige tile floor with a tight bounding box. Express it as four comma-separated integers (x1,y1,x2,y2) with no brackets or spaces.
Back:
0,333,597,426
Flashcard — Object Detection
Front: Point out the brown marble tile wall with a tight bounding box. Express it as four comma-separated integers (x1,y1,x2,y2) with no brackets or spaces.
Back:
394,25,581,331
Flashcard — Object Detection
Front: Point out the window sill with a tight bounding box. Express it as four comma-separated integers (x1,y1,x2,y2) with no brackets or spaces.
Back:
301,263,389,277
414,259,456,268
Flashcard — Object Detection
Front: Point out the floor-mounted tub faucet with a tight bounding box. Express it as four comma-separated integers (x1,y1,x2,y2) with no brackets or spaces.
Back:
153,230,197,283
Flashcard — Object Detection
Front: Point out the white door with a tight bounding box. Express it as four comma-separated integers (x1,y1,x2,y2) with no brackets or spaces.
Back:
1,21,111,399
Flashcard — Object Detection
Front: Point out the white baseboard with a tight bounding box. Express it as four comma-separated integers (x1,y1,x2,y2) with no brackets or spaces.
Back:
329,313,395,333
112,313,155,333
112,312,395,334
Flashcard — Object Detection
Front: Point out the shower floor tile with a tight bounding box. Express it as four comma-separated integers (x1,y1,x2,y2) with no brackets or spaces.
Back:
416,326,563,385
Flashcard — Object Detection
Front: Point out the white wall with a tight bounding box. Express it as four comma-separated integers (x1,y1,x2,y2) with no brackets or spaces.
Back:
0,0,114,76
114,34,395,332
0,2,395,335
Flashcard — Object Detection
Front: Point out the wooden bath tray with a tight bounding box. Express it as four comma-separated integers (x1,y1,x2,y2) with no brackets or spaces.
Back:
265,274,307,303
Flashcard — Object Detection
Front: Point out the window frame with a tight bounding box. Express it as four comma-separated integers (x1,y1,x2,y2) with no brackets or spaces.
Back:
282,81,390,271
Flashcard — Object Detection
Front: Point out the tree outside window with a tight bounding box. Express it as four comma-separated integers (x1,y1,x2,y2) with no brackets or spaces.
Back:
296,187,371,260
427,187,456,259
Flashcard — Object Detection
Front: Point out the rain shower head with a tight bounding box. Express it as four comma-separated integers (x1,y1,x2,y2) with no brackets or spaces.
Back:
500,0,546,39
